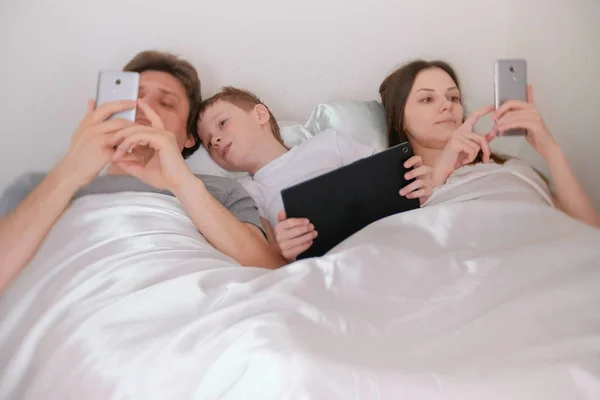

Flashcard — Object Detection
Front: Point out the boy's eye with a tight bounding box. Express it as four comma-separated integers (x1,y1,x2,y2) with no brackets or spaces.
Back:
219,119,228,127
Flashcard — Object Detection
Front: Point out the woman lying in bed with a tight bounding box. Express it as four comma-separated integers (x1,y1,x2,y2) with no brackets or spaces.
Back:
379,59,600,228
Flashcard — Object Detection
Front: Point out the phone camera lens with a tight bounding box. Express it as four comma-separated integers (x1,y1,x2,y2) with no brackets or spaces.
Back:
402,147,409,153
509,66,515,73
115,79,121,85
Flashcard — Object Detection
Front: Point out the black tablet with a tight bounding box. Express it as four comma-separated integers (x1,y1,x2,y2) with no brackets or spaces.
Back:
281,141,420,260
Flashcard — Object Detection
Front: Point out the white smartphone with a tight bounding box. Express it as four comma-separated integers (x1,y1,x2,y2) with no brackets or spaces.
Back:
494,59,528,136
95,70,140,121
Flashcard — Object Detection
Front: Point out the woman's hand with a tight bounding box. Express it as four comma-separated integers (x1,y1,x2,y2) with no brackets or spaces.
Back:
399,155,434,205
431,106,497,186
495,85,600,229
494,85,559,159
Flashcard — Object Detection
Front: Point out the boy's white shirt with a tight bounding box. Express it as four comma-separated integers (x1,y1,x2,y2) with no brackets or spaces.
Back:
238,129,376,229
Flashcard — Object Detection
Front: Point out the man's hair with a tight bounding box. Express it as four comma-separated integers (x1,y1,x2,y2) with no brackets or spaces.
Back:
123,50,202,158
198,86,283,145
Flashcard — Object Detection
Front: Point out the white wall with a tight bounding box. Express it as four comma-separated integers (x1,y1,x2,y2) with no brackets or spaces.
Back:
0,0,598,205
506,0,600,205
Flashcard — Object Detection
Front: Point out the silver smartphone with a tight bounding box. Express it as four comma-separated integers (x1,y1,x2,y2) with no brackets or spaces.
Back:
494,59,527,136
95,70,140,121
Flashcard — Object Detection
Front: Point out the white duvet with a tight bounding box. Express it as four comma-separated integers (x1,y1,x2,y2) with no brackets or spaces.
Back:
1,160,600,400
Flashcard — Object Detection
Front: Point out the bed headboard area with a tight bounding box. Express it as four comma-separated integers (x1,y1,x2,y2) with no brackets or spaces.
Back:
1,0,598,205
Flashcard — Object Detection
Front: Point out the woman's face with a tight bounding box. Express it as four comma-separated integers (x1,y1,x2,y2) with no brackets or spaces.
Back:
403,68,464,149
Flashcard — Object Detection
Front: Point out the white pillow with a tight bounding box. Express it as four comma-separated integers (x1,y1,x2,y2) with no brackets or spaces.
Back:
186,120,313,176
186,100,388,176
304,100,388,152
185,146,247,178
279,120,314,147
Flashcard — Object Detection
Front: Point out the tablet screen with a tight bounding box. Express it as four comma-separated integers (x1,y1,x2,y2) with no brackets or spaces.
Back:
281,142,420,259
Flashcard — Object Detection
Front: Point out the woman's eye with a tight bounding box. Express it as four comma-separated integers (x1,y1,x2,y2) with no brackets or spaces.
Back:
450,96,461,103
420,97,432,103
159,101,174,108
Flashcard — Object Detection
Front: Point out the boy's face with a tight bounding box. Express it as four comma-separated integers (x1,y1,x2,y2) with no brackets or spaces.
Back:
197,100,270,172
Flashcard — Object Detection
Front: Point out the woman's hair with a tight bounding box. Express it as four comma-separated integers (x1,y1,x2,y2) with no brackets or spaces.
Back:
378,59,506,164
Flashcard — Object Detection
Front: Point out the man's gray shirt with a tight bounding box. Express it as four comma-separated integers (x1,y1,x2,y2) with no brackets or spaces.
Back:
0,173,265,235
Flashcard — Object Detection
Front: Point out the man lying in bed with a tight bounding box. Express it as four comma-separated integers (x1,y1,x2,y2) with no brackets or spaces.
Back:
0,51,285,295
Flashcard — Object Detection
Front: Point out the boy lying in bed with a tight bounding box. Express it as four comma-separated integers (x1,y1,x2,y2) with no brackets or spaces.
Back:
196,87,435,262
0,51,285,295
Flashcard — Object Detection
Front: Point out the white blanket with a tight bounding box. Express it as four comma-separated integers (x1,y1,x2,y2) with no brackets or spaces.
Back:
1,162,600,400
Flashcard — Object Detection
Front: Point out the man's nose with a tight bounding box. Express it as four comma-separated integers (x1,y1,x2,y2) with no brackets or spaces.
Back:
136,95,146,112
137,93,154,109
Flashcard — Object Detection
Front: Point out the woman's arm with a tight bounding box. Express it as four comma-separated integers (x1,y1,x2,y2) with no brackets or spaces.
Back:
544,145,600,228
494,85,600,229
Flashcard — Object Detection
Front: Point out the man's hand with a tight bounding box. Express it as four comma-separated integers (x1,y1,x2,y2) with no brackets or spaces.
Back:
59,99,137,189
274,211,317,262
0,99,139,295
108,100,195,191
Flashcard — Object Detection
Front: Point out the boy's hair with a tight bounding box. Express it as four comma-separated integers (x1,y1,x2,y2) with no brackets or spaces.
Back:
198,86,283,145
123,50,202,158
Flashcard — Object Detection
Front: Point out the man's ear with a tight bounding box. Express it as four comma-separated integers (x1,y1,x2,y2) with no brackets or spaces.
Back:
254,104,271,126
184,133,197,149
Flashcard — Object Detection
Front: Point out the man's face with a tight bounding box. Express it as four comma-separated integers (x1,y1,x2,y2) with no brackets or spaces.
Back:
137,70,195,151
